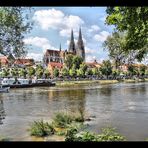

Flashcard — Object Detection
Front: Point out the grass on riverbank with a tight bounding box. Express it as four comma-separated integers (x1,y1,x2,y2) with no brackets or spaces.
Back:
123,78,148,83
56,80,119,86
56,78,148,86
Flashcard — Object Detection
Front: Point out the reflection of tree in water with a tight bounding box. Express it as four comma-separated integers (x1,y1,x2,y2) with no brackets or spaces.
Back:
48,89,86,117
0,99,6,125
99,87,112,97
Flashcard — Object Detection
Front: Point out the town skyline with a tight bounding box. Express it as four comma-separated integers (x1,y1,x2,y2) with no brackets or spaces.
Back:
23,7,114,63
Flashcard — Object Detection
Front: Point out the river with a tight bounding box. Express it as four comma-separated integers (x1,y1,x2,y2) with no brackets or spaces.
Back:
0,82,148,141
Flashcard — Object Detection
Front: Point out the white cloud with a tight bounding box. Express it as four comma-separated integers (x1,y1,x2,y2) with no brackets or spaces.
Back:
26,53,42,61
85,47,95,54
23,36,56,53
86,55,96,62
33,8,84,37
88,25,100,33
94,31,110,42
33,9,65,30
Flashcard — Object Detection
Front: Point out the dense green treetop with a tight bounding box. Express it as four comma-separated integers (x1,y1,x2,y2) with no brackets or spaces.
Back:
106,7,148,61
0,7,33,59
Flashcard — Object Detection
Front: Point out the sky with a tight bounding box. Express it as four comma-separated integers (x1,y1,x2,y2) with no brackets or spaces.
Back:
23,7,114,62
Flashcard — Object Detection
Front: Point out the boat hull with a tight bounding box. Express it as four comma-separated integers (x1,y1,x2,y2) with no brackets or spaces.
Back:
0,87,10,92
2,82,55,88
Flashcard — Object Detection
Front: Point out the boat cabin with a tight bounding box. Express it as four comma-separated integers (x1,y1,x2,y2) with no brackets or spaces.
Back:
1,78,30,85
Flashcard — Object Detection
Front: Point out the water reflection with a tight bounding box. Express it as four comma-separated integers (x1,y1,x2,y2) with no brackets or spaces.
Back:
0,82,148,141
0,99,5,125
99,86,112,96
47,88,86,115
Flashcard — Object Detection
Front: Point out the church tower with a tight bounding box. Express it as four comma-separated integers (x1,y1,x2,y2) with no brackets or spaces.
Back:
59,43,61,51
68,29,76,54
76,28,85,61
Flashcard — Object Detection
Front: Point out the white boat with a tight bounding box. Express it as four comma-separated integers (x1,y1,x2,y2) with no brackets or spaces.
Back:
1,78,55,88
0,86,10,93
1,78,30,86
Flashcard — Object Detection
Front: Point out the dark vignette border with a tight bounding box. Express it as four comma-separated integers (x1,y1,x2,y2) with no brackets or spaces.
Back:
0,0,147,6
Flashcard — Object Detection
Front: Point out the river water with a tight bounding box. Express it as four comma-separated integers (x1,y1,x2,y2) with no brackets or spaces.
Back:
0,82,148,141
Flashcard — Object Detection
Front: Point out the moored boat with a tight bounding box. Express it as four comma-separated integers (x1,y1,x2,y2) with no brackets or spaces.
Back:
1,78,55,88
0,86,10,93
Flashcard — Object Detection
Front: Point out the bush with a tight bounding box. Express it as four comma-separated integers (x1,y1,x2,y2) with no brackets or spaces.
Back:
65,127,126,141
65,126,79,141
52,112,73,128
75,131,98,142
97,127,126,141
30,120,55,137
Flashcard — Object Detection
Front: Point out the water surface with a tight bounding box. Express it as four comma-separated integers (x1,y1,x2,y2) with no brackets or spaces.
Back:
0,82,148,141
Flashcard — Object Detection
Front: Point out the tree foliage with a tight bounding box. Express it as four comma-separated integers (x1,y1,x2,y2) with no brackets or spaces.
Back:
0,7,33,59
64,54,73,70
104,32,130,68
53,68,59,78
100,60,112,79
106,7,148,61
72,56,83,69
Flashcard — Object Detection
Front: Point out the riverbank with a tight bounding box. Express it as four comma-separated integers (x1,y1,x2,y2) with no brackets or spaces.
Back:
56,78,148,86
56,80,117,86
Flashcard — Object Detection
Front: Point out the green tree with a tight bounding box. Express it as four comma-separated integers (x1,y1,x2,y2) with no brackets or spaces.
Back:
85,69,93,76
79,63,88,74
36,66,44,79
0,7,33,59
61,67,69,77
104,32,130,68
106,7,148,61
72,56,83,69
100,60,112,79
11,68,19,77
112,69,120,79
139,65,147,76
27,67,35,77
76,69,84,77
44,68,50,78
69,65,76,77
19,68,27,78
53,68,59,78
1,68,9,77
92,67,99,76
64,54,73,70
128,65,138,77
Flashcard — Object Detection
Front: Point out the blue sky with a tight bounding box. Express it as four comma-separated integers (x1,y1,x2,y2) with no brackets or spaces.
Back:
24,7,114,62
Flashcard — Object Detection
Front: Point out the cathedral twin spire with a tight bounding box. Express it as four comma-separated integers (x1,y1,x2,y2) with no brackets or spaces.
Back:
68,28,85,61
68,30,76,54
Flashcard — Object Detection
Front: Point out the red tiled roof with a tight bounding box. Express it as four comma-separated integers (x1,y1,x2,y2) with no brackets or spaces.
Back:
0,56,9,65
86,61,101,66
48,62,63,68
45,49,61,55
14,59,34,65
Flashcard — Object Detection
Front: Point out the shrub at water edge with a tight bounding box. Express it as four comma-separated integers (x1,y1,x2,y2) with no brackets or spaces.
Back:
30,120,55,137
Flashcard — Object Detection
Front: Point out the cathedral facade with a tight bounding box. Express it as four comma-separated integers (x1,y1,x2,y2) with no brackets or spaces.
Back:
43,28,85,67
